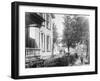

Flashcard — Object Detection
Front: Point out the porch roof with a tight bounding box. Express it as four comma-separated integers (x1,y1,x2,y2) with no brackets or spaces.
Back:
26,13,45,27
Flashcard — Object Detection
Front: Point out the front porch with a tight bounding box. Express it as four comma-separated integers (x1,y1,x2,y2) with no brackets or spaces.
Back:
25,48,53,68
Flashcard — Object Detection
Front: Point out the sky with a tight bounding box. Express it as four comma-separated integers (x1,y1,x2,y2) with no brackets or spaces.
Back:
53,14,64,37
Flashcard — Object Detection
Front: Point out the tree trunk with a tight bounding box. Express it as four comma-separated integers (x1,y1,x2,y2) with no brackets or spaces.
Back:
67,40,70,56
86,40,90,64
67,45,70,56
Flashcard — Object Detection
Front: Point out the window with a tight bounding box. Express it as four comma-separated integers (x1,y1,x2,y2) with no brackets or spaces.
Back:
46,14,51,30
47,35,51,51
41,33,45,51
41,33,43,49
43,34,45,51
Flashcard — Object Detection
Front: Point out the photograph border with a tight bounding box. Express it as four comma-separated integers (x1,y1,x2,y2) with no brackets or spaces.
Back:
11,1,98,79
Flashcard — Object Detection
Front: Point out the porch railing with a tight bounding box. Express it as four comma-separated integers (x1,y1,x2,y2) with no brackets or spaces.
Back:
25,48,41,62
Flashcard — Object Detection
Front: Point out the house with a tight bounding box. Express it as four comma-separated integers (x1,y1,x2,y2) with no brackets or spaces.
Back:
25,12,55,60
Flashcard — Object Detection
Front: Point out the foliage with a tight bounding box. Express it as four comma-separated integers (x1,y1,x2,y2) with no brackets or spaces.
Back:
62,15,89,52
53,24,58,44
43,54,78,67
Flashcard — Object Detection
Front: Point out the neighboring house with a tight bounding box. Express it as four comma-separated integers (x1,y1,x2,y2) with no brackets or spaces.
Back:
25,12,55,60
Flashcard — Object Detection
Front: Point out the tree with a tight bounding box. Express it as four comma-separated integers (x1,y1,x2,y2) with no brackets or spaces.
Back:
62,15,89,54
53,24,58,44
52,24,58,55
